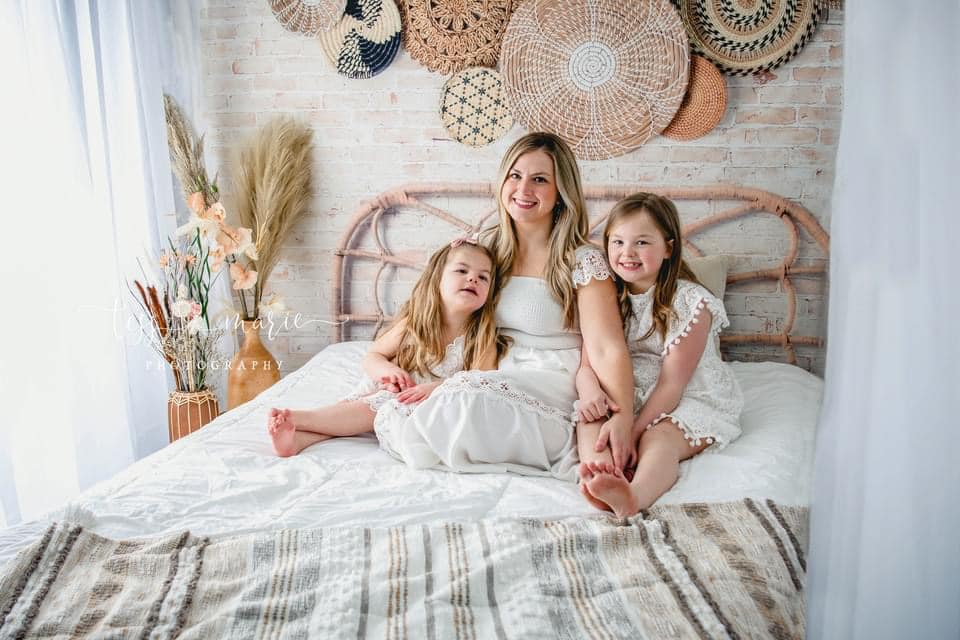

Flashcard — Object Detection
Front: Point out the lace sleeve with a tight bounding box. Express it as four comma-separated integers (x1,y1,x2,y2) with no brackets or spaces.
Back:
662,282,729,356
571,245,611,288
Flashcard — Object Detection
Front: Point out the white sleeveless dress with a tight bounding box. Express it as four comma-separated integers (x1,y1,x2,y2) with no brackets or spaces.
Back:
627,279,743,448
341,337,467,458
374,246,611,481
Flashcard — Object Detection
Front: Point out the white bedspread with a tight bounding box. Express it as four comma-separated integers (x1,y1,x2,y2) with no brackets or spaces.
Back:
0,341,821,566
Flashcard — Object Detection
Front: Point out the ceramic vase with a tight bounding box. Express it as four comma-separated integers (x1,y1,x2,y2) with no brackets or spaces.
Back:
168,389,219,442
227,319,281,409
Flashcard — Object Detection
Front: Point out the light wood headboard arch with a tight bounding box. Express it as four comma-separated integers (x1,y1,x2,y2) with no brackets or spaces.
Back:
332,183,829,368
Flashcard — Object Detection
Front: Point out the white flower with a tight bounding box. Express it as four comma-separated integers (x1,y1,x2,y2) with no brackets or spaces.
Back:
175,214,220,240
186,314,207,335
260,294,287,318
171,299,193,318
177,283,189,299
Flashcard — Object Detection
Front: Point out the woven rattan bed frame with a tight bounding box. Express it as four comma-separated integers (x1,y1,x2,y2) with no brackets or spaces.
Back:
332,183,829,368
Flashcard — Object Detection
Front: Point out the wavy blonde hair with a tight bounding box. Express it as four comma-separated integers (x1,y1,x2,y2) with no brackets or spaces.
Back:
484,132,590,329
603,193,702,341
393,243,505,377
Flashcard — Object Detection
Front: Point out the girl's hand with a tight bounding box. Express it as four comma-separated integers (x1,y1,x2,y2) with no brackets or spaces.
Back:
577,390,620,424
396,381,442,404
594,414,637,470
378,365,414,391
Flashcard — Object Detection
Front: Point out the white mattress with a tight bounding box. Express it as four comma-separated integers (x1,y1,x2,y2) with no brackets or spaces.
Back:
0,341,821,566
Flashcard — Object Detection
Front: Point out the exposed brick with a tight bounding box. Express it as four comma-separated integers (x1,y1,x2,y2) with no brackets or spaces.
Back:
735,107,796,125
792,67,843,83
668,147,729,163
798,107,842,123
231,58,274,74
757,127,819,145
756,85,823,104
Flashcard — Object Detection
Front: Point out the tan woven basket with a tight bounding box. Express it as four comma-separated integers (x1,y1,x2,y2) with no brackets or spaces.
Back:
398,0,520,74
662,55,727,141
672,0,826,76
440,67,513,146
501,0,689,160
269,0,346,36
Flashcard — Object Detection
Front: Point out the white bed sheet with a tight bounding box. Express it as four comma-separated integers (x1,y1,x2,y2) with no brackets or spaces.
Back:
0,341,821,566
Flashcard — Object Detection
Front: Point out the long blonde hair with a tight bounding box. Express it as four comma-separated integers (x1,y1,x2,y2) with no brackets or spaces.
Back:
485,132,590,329
393,243,504,377
603,193,702,341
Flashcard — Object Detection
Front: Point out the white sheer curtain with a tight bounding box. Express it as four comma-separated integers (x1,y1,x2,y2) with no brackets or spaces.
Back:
806,3,960,638
0,1,199,527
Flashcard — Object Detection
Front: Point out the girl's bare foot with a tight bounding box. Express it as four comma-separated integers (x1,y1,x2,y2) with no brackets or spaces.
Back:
578,463,613,513
585,464,641,519
268,408,297,457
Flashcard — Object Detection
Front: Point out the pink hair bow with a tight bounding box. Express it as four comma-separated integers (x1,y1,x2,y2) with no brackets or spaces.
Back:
450,233,480,248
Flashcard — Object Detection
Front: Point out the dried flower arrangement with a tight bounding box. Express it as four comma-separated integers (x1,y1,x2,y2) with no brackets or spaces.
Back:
127,95,259,392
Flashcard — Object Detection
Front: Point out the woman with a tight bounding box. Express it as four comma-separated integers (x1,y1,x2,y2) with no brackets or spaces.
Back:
384,132,634,480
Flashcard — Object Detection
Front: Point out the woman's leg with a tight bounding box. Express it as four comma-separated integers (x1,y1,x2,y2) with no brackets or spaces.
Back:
585,420,709,518
268,400,376,457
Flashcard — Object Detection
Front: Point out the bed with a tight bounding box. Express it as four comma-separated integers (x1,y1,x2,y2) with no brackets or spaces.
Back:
0,183,828,639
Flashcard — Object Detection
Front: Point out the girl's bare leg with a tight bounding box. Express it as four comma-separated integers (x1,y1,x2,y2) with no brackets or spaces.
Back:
268,400,376,457
576,420,616,511
586,421,709,518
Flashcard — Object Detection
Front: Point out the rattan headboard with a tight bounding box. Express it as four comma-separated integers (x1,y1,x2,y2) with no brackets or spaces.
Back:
331,183,830,369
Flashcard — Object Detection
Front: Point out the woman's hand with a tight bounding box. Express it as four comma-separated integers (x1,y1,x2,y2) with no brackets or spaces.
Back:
396,380,441,404
594,413,636,470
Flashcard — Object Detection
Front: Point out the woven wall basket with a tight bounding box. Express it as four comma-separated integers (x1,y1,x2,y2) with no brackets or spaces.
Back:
501,0,690,161
662,55,727,140
269,0,347,36
440,67,514,146
318,0,402,79
398,0,520,75
671,0,826,76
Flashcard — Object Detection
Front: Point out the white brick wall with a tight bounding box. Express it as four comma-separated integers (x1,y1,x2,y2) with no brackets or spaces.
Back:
200,1,842,375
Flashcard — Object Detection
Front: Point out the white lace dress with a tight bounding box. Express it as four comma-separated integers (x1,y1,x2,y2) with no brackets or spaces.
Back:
628,279,743,449
342,337,466,458
377,246,611,480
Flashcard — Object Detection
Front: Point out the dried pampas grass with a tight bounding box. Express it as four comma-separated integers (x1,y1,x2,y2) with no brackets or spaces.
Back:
234,116,314,316
163,94,218,206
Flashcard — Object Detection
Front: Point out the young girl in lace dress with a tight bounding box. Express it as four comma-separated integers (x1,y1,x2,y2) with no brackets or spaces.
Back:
576,193,743,517
267,240,504,458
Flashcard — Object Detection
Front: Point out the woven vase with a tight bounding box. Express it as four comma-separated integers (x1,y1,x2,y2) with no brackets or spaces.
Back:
227,319,281,409
168,389,219,442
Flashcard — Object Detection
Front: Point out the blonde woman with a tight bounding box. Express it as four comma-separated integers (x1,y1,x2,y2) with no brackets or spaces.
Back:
268,240,503,457
386,132,634,480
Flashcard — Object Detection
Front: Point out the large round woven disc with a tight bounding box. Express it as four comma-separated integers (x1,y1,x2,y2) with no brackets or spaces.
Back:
398,0,520,75
501,0,690,161
662,55,727,140
318,0,402,79
440,68,514,146
270,0,347,36
672,0,826,76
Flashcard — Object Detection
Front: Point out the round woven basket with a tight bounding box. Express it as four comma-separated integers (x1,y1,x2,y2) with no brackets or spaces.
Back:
672,0,826,76
398,0,520,75
269,0,346,36
501,0,689,160
440,67,514,146
318,0,402,79
662,55,727,141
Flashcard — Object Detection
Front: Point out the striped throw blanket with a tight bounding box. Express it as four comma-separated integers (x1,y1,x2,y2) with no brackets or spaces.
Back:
0,499,806,639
